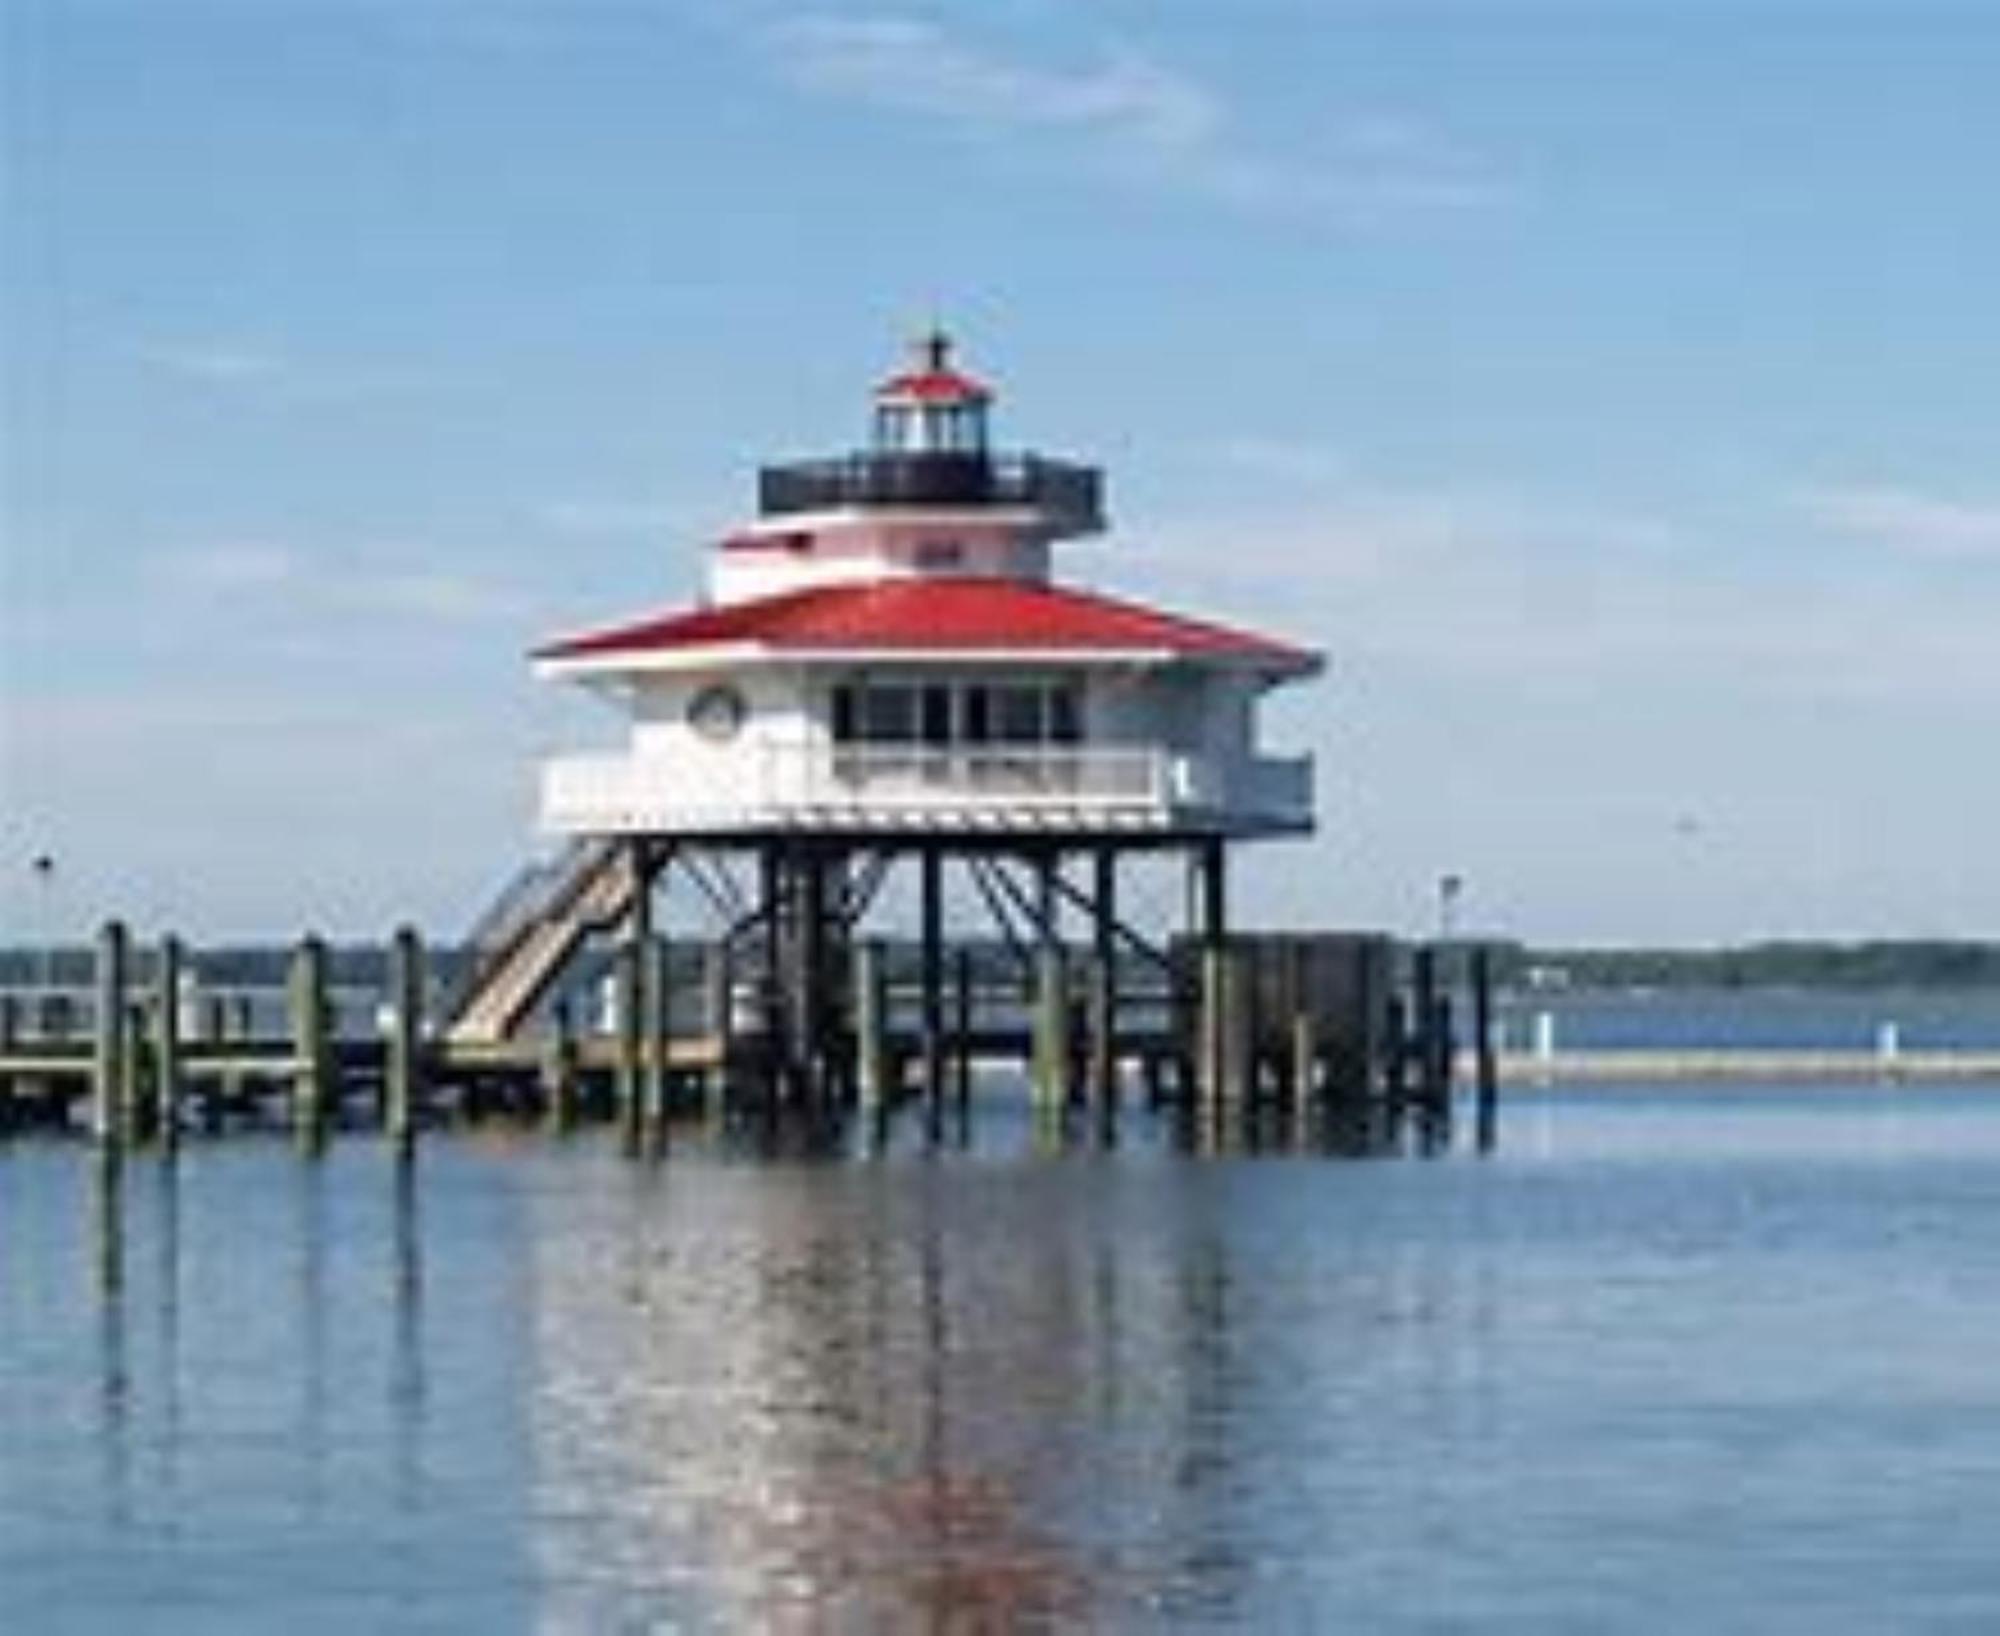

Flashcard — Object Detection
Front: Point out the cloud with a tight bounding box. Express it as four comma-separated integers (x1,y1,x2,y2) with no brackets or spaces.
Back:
151,543,528,627
1801,486,2000,561
763,15,1502,219
167,542,303,588
771,15,1216,147
1210,437,1350,487
140,344,287,385
536,498,699,537
1113,479,2000,708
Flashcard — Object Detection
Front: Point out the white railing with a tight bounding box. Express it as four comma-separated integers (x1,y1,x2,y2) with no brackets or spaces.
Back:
1241,754,1314,824
541,745,1313,831
804,745,1164,805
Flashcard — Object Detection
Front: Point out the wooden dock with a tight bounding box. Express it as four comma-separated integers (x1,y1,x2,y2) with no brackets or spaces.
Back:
0,921,1495,1157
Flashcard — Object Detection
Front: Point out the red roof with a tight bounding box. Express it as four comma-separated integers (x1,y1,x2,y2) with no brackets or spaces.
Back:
536,577,1314,667
874,367,991,404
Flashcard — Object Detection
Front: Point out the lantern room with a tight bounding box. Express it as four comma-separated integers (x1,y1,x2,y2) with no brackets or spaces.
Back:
871,329,992,456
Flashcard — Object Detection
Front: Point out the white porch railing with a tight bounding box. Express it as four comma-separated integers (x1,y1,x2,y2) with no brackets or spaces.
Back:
808,745,1164,804
541,745,1313,832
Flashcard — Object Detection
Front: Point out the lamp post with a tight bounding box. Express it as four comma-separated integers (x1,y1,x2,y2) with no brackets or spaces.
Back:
1436,872,1463,945
25,854,56,1038
32,854,56,992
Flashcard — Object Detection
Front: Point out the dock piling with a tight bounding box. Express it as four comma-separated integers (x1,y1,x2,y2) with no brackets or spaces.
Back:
920,848,946,1108
613,937,642,1149
953,946,975,1115
1472,944,1499,1153
855,938,888,1112
154,935,184,1151
386,925,424,1156
640,931,670,1148
541,997,579,1130
1030,941,1067,1110
1088,850,1117,1112
92,920,130,1147
289,935,332,1152
703,945,733,1119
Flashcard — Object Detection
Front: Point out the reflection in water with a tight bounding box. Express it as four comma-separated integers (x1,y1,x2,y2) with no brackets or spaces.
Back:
297,1158,329,1522
152,1158,184,1535
14,1089,1999,1630
90,1152,131,1529
389,1159,427,1517
518,1127,1497,1631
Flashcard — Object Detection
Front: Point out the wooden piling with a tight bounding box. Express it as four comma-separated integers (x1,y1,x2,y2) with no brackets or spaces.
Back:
386,925,424,1156
919,848,946,1105
92,920,130,1146
154,935,184,1151
854,938,888,1112
1201,938,1253,1112
796,849,830,1107
126,1000,156,1143
1088,850,1117,1110
1427,990,1455,1151
1472,944,1499,1153
1289,1006,1317,1126
613,937,642,1147
1283,940,1315,1122
1381,994,1408,1149
1030,942,1067,1109
289,935,332,1151
1411,946,1445,1148
541,998,579,1130
703,944,733,1118
641,931,670,1144
0,994,17,1131
952,946,975,1113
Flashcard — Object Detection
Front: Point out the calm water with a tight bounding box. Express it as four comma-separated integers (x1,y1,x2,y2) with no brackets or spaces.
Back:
5,1087,2000,1632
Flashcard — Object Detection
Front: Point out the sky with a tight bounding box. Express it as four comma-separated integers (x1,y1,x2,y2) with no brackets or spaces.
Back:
3,0,1997,945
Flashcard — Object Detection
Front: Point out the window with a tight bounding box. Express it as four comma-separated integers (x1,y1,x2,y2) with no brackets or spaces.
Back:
994,685,1045,744
921,685,952,748
913,540,964,570
860,685,916,744
1049,684,1081,745
829,677,1084,748
962,685,991,745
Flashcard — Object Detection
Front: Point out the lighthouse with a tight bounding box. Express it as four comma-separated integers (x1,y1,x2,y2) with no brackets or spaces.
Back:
534,331,1318,840
449,332,1322,1100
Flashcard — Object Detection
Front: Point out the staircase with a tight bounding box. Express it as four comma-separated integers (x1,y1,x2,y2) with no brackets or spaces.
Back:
445,838,638,1045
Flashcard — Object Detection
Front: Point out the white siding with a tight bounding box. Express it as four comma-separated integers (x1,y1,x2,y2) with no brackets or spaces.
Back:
711,514,1051,605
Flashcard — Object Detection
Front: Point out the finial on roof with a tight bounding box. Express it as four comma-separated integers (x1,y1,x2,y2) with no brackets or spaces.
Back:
916,323,953,374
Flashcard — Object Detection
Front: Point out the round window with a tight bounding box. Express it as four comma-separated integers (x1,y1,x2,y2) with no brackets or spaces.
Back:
687,684,747,742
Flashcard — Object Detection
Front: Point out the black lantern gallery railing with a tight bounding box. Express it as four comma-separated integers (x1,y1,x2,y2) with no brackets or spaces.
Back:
758,451,1105,534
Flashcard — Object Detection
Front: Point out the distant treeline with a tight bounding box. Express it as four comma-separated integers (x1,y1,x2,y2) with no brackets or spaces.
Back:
0,944,473,990
1,938,1996,992
1488,940,2000,991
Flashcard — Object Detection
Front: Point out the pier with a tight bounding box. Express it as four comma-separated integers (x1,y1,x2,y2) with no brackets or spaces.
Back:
0,917,1492,1157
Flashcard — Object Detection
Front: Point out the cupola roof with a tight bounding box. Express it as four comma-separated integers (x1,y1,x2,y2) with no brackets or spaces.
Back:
874,327,991,405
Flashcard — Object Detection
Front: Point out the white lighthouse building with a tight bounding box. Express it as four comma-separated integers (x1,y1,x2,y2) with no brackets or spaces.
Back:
532,332,1320,840
449,333,1322,1066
